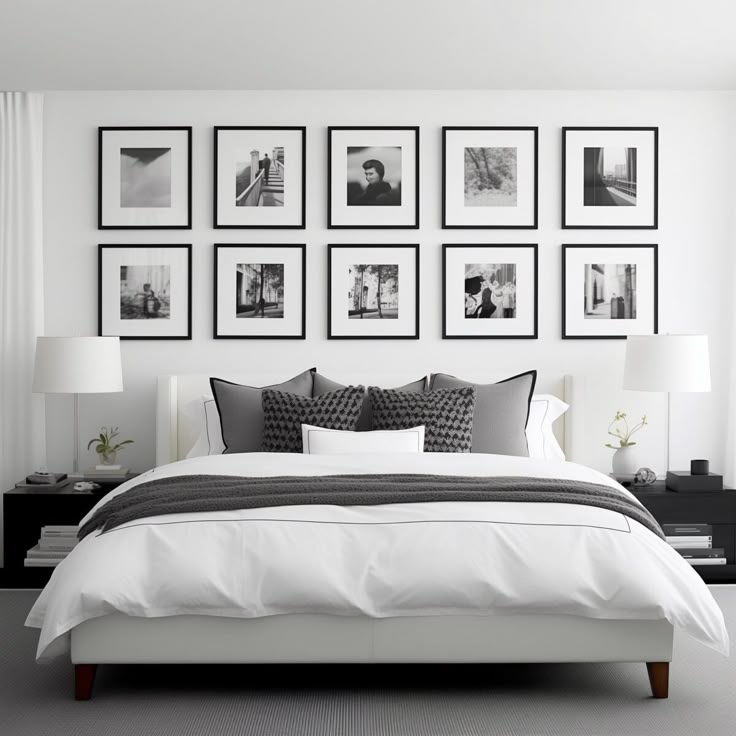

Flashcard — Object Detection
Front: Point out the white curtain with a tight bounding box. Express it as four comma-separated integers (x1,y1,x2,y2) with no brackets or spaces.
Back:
0,92,46,546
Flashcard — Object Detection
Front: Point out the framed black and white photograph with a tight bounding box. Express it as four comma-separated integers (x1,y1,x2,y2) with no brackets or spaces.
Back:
443,244,538,339
442,127,538,229
562,244,658,339
562,127,658,229
98,127,192,229
214,127,306,229
328,244,419,339
328,127,419,228
214,244,305,339
98,244,192,339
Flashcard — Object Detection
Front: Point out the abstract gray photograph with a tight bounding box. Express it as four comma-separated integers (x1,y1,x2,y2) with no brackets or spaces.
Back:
348,264,399,319
464,263,516,319
235,146,284,208
119,265,171,320
583,147,637,206
236,263,284,318
464,147,517,207
347,147,402,206
120,147,172,208
584,263,637,319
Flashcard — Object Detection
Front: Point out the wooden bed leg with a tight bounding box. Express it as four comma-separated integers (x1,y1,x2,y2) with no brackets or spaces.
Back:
75,664,97,700
646,662,669,699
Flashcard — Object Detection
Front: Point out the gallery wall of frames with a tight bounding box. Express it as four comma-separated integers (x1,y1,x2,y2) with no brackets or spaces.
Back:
96,125,659,343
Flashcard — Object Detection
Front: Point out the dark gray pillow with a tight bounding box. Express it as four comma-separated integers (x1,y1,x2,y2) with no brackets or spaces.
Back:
262,385,365,453
368,386,476,453
210,369,315,453
313,373,426,431
429,371,536,457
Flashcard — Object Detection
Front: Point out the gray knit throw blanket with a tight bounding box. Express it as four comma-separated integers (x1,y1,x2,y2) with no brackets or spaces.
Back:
78,474,664,541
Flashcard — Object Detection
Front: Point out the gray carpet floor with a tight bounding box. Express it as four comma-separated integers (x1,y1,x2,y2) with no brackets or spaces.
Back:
1,588,734,736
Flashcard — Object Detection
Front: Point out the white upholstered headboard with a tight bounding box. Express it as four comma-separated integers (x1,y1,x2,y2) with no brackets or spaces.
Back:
156,372,585,467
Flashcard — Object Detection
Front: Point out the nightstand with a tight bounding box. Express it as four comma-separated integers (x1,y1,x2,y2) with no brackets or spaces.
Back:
2,475,137,588
629,481,736,583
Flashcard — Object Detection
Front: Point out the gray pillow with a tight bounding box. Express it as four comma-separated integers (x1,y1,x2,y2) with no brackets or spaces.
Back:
210,369,315,453
262,386,365,453
368,386,476,453
429,371,536,457
313,372,426,430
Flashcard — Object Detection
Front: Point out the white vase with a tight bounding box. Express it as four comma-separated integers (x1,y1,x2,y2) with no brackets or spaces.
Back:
611,446,640,476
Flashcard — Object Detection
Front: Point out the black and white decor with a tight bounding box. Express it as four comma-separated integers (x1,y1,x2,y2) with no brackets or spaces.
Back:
443,244,538,339
562,127,658,229
562,244,658,339
214,244,305,339
442,127,538,229
98,127,192,229
214,127,306,228
328,127,419,228
98,244,192,339
328,244,419,339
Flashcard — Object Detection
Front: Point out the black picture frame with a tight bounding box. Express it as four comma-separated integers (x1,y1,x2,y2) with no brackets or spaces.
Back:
213,244,306,339
98,126,192,230
213,126,306,229
442,127,538,229
561,244,659,339
561,127,659,230
98,244,192,340
327,127,420,229
442,244,538,339
327,244,420,339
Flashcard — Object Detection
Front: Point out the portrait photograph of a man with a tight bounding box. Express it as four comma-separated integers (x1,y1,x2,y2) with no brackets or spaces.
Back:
346,147,402,206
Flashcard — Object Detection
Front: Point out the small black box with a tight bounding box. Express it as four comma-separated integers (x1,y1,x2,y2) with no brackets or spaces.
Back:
666,471,723,492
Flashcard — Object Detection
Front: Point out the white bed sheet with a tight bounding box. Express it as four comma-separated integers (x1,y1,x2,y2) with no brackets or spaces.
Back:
26,453,729,660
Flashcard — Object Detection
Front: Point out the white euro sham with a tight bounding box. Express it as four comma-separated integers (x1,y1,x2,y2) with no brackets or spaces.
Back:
302,424,424,454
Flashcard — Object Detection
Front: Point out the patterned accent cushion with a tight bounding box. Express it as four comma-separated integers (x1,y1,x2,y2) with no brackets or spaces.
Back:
262,386,366,453
368,386,477,453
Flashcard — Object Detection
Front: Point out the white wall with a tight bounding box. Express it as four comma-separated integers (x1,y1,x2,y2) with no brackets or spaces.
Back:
42,90,736,478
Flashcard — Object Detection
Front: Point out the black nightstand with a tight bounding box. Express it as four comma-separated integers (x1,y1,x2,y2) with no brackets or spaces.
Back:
2,475,136,588
629,481,736,583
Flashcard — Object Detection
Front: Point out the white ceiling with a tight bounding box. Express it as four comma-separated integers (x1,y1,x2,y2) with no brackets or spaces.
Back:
2,0,735,90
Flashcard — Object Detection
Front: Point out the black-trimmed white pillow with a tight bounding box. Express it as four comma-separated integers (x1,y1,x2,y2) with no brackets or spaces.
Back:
368,386,476,453
262,385,365,453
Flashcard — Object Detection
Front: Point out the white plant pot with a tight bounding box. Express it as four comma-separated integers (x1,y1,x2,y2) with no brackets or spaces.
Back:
611,446,640,476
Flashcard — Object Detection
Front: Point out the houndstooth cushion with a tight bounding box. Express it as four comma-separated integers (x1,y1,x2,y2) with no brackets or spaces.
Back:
262,386,365,453
368,386,477,453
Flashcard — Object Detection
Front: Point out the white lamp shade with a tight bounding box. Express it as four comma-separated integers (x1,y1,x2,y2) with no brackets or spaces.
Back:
32,337,123,394
623,335,711,393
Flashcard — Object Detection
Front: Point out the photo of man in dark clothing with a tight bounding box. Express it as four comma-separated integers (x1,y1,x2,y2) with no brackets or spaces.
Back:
346,146,402,207
353,159,393,205
262,153,271,184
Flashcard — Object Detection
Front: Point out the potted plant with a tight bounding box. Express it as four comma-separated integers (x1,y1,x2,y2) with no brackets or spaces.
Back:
605,411,647,476
87,426,134,466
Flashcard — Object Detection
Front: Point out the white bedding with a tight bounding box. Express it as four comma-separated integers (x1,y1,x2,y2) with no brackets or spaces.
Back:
26,453,729,660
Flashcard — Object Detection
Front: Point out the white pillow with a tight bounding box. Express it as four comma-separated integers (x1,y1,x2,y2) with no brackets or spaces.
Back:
526,394,568,461
301,424,425,455
183,396,226,458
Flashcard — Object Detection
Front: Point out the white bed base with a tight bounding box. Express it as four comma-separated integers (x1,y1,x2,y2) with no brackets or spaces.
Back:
68,371,672,700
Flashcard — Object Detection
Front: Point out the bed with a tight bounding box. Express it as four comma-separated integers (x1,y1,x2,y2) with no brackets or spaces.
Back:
25,372,729,700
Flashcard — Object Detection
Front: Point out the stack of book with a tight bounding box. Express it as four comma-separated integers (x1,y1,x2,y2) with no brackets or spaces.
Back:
24,525,79,567
663,523,726,566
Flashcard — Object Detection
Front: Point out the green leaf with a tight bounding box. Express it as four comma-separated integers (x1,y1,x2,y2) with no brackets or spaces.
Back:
86,439,98,450
95,444,105,453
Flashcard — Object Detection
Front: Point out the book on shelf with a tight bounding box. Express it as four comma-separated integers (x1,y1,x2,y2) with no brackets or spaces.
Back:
26,545,69,560
39,538,78,551
685,558,727,566
41,525,79,534
676,547,725,559
25,472,68,485
24,558,62,567
662,523,712,536
667,538,712,549
14,479,71,491
84,467,129,478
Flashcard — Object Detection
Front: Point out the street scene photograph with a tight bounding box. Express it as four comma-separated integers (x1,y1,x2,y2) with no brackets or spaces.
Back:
236,263,285,319
348,263,399,319
584,263,637,319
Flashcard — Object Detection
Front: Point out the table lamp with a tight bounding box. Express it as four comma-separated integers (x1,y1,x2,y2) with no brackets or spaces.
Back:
622,335,711,474
32,337,124,476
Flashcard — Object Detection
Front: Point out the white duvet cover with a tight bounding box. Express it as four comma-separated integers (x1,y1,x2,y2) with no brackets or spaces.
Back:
26,453,729,660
